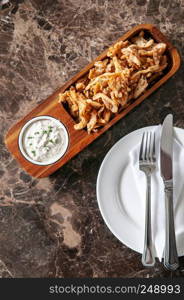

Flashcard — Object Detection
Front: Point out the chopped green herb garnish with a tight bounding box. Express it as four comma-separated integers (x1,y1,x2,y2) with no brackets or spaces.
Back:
43,130,48,134
49,139,54,144
31,150,36,156
49,130,52,133
28,136,33,139
48,126,53,129
29,143,33,146
34,131,40,135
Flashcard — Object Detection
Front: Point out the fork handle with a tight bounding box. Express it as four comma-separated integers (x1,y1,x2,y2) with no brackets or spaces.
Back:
164,181,179,271
142,173,155,267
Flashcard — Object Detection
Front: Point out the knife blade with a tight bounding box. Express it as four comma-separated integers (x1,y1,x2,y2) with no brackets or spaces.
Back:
160,114,179,271
160,114,173,181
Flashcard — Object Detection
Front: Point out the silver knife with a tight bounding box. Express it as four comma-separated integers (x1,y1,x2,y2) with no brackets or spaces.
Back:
160,114,179,271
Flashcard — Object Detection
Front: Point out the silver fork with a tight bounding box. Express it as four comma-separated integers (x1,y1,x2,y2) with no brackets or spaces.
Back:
139,131,156,267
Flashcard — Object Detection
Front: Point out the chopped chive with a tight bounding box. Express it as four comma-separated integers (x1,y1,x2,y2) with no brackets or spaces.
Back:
28,136,33,139
34,131,40,135
43,130,48,134
31,150,36,156
29,143,32,146
49,139,54,144
48,126,53,129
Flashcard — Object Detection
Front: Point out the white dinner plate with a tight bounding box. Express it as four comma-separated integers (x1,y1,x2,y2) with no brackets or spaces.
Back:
96,125,184,259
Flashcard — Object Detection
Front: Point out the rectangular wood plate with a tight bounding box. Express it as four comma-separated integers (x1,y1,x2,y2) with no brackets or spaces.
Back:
5,24,181,178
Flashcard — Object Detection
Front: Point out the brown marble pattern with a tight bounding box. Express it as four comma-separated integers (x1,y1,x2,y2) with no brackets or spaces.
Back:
0,0,184,278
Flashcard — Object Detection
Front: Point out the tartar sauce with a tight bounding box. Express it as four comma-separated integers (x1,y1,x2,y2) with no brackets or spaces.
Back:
22,118,68,164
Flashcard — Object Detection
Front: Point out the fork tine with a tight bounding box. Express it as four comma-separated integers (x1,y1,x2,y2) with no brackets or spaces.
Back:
139,132,145,161
145,132,149,161
148,131,156,162
140,131,156,163
148,132,152,161
152,132,156,162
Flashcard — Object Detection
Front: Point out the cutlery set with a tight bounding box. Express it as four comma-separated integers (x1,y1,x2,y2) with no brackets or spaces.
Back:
139,114,179,270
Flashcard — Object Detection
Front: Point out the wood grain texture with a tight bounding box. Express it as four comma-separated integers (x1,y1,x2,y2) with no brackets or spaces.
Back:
5,24,181,178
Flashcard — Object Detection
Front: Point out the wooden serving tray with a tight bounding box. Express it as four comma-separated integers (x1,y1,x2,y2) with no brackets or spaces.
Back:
5,24,181,178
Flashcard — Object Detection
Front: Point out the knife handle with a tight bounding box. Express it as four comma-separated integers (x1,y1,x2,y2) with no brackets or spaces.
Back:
164,181,179,271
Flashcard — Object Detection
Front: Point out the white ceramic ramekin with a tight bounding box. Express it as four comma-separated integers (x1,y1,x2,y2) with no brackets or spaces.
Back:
18,116,69,166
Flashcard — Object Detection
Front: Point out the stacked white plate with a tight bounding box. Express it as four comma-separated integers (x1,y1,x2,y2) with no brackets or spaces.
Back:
96,125,184,260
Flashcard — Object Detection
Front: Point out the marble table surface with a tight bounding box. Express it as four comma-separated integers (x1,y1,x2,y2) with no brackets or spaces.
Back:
0,0,184,278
